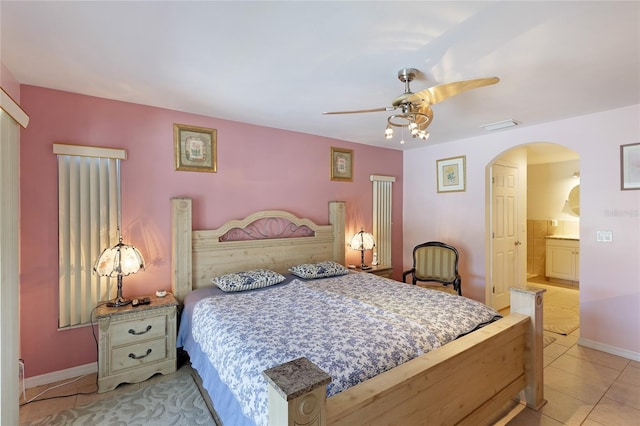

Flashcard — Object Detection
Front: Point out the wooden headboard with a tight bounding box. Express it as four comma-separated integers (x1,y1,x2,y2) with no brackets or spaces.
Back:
170,198,346,302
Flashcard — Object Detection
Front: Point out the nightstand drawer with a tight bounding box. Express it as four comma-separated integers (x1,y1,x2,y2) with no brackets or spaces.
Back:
111,314,167,346
111,338,167,373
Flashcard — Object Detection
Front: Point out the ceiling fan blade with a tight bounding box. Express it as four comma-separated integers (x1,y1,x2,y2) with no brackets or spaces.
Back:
414,105,434,128
323,106,396,115
410,77,499,105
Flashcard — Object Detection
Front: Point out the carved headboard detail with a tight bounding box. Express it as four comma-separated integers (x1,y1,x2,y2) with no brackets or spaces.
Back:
219,217,315,242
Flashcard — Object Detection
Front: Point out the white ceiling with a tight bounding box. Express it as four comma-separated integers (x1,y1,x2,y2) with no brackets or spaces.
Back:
1,1,638,152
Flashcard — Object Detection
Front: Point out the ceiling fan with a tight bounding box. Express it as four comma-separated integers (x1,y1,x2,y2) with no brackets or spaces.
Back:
323,68,499,143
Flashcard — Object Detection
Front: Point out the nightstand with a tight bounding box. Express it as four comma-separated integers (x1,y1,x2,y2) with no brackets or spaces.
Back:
95,294,178,393
356,265,394,279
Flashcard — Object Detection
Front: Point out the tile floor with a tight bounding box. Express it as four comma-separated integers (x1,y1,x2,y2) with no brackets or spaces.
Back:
19,280,640,425
492,280,640,425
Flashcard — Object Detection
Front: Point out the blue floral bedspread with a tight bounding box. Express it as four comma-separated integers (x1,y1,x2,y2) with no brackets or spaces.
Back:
191,273,500,426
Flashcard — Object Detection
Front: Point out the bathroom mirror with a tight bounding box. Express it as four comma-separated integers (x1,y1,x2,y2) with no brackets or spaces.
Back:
568,185,580,216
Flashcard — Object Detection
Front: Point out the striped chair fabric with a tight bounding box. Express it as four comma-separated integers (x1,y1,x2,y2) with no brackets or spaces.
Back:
403,241,462,295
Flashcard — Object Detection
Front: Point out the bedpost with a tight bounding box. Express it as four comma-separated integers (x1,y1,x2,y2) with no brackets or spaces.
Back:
263,357,332,426
510,287,547,410
171,197,192,303
329,201,346,264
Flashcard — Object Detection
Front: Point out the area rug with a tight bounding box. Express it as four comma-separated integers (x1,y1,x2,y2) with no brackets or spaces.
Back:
543,305,579,336
29,373,216,426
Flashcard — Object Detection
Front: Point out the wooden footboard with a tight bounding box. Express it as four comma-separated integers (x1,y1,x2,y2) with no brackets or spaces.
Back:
265,288,546,426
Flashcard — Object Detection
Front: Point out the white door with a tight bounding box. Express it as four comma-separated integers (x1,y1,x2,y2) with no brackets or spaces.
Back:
490,163,519,310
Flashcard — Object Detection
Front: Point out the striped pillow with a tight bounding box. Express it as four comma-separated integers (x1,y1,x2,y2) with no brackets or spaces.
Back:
212,269,285,292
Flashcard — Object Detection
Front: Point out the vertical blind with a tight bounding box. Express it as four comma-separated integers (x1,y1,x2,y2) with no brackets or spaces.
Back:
371,175,396,267
54,144,126,328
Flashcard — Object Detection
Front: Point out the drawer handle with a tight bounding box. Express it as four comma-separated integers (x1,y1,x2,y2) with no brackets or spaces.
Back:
128,349,152,360
128,325,152,335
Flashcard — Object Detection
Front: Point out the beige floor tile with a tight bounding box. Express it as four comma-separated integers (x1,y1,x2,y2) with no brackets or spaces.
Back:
605,378,640,410
544,354,557,367
618,362,640,385
547,292,580,308
588,396,640,426
580,420,605,426
544,365,610,404
501,407,565,425
540,385,595,425
544,342,571,360
565,345,630,371
549,353,622,387
547,331,579,348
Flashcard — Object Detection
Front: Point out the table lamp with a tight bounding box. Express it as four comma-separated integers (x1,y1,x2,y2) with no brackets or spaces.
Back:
93,233,145,307
350,228,376,270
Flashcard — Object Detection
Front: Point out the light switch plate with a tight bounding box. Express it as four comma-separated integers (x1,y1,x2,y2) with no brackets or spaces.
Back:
596,230,613,242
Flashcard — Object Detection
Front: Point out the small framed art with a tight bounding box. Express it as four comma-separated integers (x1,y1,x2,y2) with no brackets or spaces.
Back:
436,155,466,193
621,143,640,190
331,147,353,182
174,123,217,173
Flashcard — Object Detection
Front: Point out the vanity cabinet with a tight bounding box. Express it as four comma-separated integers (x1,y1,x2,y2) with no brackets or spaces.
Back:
545,238,579,281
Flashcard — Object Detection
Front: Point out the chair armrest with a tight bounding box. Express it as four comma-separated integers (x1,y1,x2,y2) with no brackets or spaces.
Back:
402,269,415,283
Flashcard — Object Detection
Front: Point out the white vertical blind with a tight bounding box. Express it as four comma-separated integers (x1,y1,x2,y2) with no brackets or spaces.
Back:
370,175,395,267
54,144,125,328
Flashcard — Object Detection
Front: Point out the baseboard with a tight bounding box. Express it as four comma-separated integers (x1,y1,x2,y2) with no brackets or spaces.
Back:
24,362,97,389
578,337,640,362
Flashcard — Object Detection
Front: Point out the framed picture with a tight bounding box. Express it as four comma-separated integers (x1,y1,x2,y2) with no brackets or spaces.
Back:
174,123,217,172
621,143,640,190
436,155,466,193
330,147,353,182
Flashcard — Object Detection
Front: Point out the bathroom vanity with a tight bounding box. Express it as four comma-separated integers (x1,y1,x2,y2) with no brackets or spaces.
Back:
545,236,580,282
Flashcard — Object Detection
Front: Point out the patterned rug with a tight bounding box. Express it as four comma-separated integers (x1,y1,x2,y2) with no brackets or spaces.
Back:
543,305,580,335
29,373,216,426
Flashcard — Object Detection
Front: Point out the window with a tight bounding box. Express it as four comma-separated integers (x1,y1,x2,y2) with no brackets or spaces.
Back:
371,175,395,266
54,144,126,328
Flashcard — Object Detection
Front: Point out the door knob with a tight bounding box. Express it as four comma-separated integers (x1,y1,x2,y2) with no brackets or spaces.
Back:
515,241,522,246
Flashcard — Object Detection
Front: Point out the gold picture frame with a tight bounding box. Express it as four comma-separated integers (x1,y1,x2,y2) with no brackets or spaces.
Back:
621,142,640,190
330,147,353,182
436,155,466,193
174,123,217,172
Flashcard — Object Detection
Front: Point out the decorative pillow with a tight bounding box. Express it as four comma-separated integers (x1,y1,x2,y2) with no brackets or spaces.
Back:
289,261,350,279
212,269,286,292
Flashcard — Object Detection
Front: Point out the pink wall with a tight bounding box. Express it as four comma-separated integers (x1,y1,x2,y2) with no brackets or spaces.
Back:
19,85,403,377
1,63,20,101
403,105,640,357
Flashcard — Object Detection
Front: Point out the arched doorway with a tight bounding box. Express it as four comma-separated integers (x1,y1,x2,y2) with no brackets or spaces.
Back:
485,142,580,310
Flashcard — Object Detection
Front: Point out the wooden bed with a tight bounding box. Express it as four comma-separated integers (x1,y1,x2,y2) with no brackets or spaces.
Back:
170,197,545,425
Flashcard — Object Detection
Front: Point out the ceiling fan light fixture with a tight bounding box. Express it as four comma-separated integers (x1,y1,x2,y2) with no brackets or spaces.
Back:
480,119,519,131
418,131,430,141
324,68,499,145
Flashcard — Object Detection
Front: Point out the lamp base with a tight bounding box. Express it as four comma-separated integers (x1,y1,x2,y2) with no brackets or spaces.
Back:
360,264,372,270
107,276,131,307
107,297,131,308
